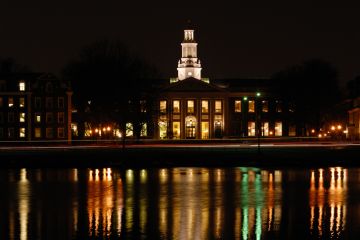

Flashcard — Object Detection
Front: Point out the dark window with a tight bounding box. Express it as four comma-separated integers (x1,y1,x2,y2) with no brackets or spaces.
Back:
58,112,64,124
8,112,14,123
35,97,42,109
46,113,53,123
46,98,53,109
58,97,64,108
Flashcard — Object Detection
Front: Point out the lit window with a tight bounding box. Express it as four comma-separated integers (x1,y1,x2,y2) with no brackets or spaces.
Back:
58,112,64,124
235,100,241,112
215,100,222,113
201,122,209,139
173,100,180,113
19,97,25,108
140,123,147,137
19,128,26,138
248,121,256,136
8,97,14,107
19,112,25,122
160,100,167,114
126,123,133,137
46,128,53,138
173,122,180,139
262,122,269,136
57,128,65,138
159,120,167,139
58,97,64,108
187,100,194,113
35,128,41,138
248,100,255,113
35,114,41,123
202,100,209,113
262,100,268,112
19,81,25,91
289,125,296,136
275,121,282,136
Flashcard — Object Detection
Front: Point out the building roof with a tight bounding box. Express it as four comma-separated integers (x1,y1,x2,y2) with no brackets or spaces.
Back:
161,77,226,93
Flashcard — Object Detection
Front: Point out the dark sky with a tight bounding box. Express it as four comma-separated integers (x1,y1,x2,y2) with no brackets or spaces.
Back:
1,1,360,88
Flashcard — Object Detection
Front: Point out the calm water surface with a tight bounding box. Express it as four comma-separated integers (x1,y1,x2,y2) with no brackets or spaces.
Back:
1,167,360,239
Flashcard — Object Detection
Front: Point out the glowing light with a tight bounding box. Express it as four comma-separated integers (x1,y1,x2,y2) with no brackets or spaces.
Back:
331,126,335,131
95,129,99,133
243,96,248,101
343,130,348,134
103,127,106,132
256,92,261,97
318,134,322,138
107,126,111,131
269,131,273,135
337,125,342,130
311,129,315,133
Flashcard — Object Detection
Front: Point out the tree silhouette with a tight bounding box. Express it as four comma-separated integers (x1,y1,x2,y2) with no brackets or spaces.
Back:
62,40,160,139
273,59,341,133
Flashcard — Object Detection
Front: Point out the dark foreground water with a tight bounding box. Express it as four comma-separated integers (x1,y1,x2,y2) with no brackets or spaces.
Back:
1,167,360,239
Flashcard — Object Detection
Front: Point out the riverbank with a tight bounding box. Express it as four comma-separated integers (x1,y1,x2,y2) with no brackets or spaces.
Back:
0,142,359,168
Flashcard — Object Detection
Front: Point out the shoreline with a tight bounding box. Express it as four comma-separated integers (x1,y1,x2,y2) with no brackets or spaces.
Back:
0,143,359,168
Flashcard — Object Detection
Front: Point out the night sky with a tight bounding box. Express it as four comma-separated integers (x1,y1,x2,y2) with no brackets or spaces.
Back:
1,1,360,88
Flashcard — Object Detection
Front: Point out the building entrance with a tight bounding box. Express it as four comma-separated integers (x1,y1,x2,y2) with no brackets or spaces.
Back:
185,116,197,139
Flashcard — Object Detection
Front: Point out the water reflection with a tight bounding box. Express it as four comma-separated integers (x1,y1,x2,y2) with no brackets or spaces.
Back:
1,167,359,239
309,167,347,238
87,168,122,238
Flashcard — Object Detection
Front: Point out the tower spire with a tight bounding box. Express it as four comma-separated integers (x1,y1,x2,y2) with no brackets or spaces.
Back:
177,25,202,80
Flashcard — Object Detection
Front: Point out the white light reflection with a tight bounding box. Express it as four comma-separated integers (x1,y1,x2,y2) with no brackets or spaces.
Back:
18,169,29,240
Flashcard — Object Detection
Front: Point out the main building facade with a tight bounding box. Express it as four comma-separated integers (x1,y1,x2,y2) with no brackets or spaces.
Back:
154,28,297,139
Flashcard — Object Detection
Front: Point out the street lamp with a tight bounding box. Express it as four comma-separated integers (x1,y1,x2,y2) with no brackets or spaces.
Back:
256,92,261,153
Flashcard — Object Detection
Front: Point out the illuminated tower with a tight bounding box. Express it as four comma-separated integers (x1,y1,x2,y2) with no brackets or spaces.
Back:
177,29,202,80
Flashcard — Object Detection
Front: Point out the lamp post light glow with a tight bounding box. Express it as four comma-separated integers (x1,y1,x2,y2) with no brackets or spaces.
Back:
255,92,262,153
337,125,342,130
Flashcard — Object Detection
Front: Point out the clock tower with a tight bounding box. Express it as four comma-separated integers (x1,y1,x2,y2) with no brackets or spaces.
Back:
177,28,202,80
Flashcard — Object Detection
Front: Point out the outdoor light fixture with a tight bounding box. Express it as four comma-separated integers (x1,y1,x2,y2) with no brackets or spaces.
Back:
337,125,342,130
331,126,335,131
256,92,261,97
243,96,248,101
311,129,315,133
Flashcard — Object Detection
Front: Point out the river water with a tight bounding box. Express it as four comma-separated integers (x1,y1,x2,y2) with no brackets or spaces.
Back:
1,167,360,239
